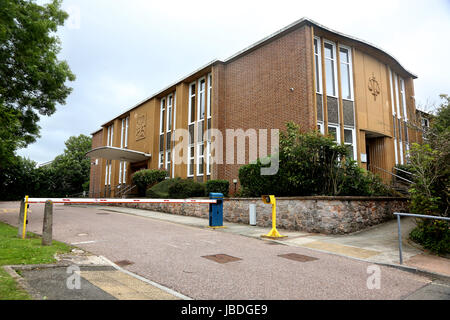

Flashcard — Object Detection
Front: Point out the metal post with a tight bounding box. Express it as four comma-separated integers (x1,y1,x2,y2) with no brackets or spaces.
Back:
42,200,53,246
17,200,25,238
397,214,403,265
21,195,29,240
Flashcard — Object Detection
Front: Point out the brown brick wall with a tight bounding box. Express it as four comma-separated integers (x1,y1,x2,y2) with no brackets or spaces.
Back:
215,24,314,192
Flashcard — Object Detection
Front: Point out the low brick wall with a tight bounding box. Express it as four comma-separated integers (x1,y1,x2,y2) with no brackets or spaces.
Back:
114,196,409,235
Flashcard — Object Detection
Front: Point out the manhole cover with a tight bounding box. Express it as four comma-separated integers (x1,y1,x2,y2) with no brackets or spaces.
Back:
278,253,318,262
114,260,134,267
96,212,110,215
202,254,242,264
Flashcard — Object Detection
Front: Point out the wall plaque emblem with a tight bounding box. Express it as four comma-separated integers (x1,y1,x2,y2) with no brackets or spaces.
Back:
368,73,380,101
135,113,146,141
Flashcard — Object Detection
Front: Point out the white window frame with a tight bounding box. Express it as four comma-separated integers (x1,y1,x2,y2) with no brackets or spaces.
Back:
188,82,196,125
172,92,176,178
196,142,204,177
394,73,401,119
327,124,341,144
339,45,354,101
160,98,166,135
124,117,129,148
166,94,173,132
105,161,111,186
343,127,357,161
389,68,396,117
323,40,338,98
317,122,325,134
106,125,114,147
394,138,399,165
207,73,212,119
158,151,164,169
399,141,404,165
314,37,322,94
165,150,171,171
399,78,408,122
197,77,206,122
187,145,195,178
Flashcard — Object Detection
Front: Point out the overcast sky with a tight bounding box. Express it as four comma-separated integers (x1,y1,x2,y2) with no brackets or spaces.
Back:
17,0,450,164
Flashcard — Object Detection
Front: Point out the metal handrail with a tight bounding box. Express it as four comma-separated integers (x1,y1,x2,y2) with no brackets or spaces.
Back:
116,184,137,198
393,166,417,178
369,164,413,184
394,212,450,264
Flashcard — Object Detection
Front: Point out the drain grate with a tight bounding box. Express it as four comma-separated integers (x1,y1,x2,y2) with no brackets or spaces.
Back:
278,253,318,262
114,260,134,267
202,254,242,264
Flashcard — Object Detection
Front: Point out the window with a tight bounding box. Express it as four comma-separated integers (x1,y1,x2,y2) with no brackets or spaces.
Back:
188,145,195,177
421,118,429,128
317,122,324,134
314,37,322,94
198,78,206,121
160,98,166,134
328,125,340,143
189,83,196,124
399,78,408,121
167,94,173,132
324,41,337,97
158,152,164,169
394,73,401,118
207,73,212,119
106,125,114,146
339,46,353,100
197,143,204,176
105,161,111,186
343,128,356,160
119,161,127,184
389,68,396,117
394,139,399,165
165,150,171,173
120,117,129,148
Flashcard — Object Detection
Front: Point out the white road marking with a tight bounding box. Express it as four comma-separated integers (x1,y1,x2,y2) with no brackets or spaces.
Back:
71,240,97,245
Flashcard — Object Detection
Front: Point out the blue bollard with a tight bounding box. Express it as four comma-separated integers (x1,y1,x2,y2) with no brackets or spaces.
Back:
209,193,224,227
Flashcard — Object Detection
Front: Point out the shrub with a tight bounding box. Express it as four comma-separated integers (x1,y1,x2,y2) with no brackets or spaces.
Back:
168,179,206,199
238,122,392,197
132,169,168,196
410,220,450,254
146,178,180,198
205,179,230,197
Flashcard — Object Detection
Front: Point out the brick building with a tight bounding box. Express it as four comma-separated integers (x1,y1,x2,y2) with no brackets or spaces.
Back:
87,17,422,197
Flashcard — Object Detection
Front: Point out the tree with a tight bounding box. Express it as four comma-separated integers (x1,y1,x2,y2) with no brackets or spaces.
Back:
51,134,92,197
0,0,75,168
0,134,92,200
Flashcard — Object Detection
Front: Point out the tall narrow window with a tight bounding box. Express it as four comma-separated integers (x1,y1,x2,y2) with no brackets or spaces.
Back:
399,78,408,121
167,94,173,132
314,37,322,94
339,46,353,100
206,73,212,175
160,98,166,135
324,42,337,97
394,73,401,118
343,128,356,160
159,98,166,169
124,117,129,148
119,161,127,185
198,78,205,121
189,83,196,124
106,125,114,146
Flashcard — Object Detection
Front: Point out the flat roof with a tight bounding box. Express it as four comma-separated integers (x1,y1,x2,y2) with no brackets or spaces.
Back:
92,17,417,132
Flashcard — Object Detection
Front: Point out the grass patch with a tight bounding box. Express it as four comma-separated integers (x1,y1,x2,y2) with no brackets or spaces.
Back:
0,221,73,300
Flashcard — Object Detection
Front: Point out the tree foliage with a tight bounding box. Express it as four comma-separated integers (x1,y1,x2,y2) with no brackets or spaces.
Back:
0,134,92,200
239,122,390,197
0,0,75,168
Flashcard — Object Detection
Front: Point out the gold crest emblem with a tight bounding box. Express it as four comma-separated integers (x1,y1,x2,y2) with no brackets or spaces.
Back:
135,114,146,141
368,73,380,101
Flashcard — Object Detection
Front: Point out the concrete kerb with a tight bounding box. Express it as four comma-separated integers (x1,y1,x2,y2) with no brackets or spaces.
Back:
99,255,192,300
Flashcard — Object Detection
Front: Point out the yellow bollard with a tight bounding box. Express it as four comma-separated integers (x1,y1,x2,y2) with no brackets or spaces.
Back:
260,195,287,239
22,195,29,240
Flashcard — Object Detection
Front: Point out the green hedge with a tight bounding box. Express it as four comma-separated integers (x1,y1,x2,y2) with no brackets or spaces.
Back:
132,169,168,196
146,178,180,198
205,180,229,197
238,122,392,197
410,220,450,254
168,179,206,199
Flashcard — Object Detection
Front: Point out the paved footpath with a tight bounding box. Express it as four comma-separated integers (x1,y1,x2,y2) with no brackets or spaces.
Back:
0,201,448,300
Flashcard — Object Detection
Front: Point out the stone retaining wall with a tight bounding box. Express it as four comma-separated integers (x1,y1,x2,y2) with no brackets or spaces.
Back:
114,196,409,234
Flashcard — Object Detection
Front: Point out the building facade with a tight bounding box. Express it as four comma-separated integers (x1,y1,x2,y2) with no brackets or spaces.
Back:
88,18,421,197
